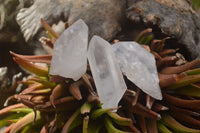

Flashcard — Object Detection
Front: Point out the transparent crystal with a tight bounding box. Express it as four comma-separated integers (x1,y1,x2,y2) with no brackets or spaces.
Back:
112,42,162,100
88,36,127,109
50,19,88,81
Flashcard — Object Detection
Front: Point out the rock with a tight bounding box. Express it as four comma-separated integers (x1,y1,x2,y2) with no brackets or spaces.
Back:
0,127,7,133
0,67,10,89
16,0,200,60
127,0,200,59
0,67,22,109
0,0,47,80
16,0,126,41
0,0,33,30
88,36,127,109
112,42,162,100
50,19,88,81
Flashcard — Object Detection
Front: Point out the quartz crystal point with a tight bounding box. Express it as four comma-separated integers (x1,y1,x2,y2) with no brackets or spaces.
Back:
50,19,88,81
88,36,127,109
112,42,162,100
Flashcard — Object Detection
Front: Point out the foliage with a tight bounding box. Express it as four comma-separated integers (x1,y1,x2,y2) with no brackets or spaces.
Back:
191,0,200,10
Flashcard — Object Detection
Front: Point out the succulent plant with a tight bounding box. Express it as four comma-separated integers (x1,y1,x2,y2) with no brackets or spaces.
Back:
1,19,200,133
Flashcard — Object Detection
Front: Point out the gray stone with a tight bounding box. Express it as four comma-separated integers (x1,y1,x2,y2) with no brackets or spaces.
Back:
50,19,88,81
127,0,200,59
0,67,22,109
88,36,127,109
112,42,162,100
16,0,125,41
0,127,7,133
0,67,9,89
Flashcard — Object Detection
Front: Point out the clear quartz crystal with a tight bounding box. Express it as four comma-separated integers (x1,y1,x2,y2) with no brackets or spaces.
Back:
112,42,162,100
50,19,88,81
88,36,127,109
